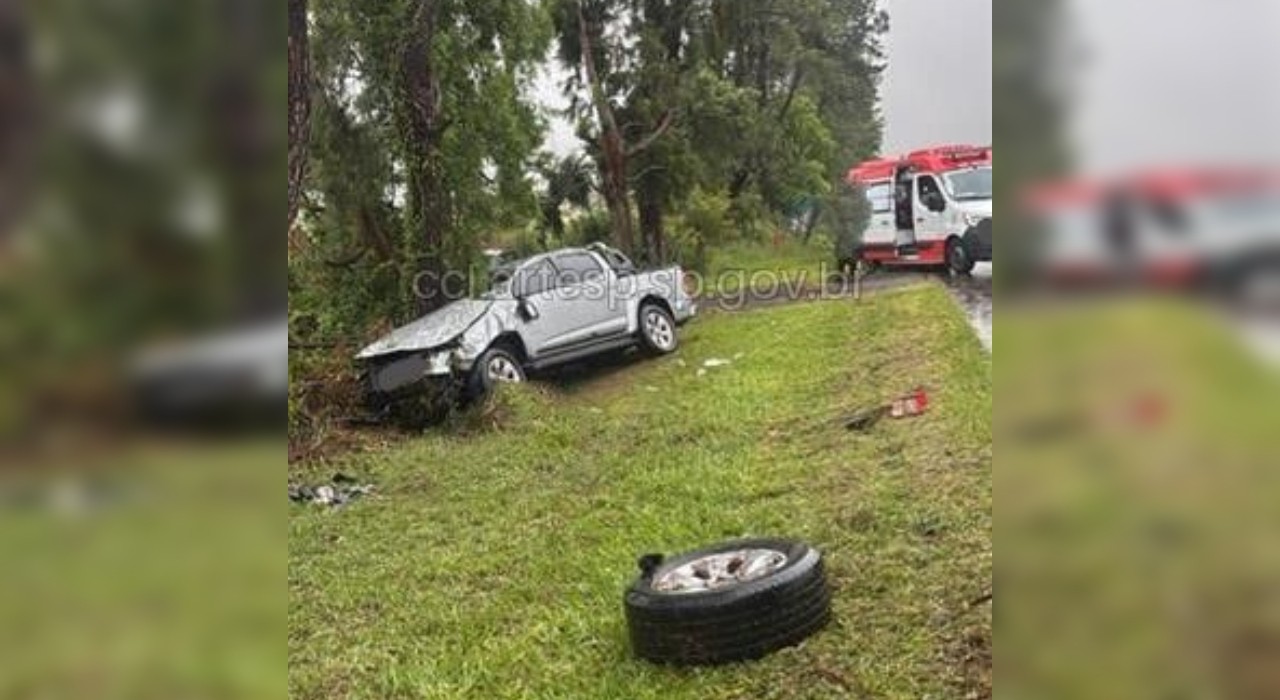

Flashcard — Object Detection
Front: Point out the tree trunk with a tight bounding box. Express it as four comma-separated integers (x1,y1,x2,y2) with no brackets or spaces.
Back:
802,201,821,242
637,177,665,265
0,0,32,239
400,0,452,315
287,0,310,230
577,2,635,254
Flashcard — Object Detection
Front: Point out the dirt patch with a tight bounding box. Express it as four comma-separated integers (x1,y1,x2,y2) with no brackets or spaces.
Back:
949,621,993,700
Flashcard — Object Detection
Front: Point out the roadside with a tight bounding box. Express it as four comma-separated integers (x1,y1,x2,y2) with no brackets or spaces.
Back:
289,284,992,699
696,263,993,352
945,262,993,351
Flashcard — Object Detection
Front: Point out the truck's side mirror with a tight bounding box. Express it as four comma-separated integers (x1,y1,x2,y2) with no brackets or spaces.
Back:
517,297,540,322
924,191,946,212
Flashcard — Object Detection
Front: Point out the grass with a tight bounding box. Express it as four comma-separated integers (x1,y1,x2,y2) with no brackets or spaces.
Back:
1,440,285,698
997,298,1280,698
699,239,833,295
288,284,991,699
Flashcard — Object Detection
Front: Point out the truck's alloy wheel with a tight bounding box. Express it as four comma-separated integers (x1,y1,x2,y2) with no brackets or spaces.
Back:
624,538,831,665
948,238,975,275
638,303,678,354
466,345,525,400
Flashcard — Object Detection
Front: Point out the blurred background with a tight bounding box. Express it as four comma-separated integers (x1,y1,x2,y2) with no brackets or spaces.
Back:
996,0,1280,696
0,0,283,696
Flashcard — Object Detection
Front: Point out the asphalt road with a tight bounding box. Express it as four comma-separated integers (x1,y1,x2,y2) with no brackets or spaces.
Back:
943,262,992,351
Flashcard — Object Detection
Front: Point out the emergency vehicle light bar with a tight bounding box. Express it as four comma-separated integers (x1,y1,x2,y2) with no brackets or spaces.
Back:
943,147,990,162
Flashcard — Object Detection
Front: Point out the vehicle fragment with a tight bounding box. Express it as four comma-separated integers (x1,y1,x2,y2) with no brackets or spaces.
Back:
289,473,374,507
844,387,930,431
624,538,831,665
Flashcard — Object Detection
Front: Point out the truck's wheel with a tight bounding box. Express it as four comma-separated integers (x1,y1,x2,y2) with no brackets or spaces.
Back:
625,538,830,665
947,237,975,275
465,345,525,400
637,303,678,355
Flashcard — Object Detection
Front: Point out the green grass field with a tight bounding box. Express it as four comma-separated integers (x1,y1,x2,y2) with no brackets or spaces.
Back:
288,284,991,699
700,240,833,295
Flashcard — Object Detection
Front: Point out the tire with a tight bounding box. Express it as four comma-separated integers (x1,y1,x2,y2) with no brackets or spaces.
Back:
947,237,975,275
637,302,678,355
465,345,525,400
625,538,831,665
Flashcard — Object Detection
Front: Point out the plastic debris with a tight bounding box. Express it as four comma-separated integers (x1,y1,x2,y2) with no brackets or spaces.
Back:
844,387,930,431
703,358,732,368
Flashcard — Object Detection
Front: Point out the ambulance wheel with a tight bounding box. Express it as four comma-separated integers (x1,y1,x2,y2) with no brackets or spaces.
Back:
947,238,975,275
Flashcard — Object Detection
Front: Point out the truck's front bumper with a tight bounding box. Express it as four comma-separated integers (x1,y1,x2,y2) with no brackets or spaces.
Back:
963,219,993,262
673,296,697,323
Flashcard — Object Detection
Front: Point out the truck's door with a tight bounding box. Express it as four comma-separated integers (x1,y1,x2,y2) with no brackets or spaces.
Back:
512,257,567,356
893,168,917,250
549,250,627,344
914,173,951,246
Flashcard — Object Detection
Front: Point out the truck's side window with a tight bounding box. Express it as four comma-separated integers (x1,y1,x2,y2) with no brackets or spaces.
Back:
514,258,556,297
917,175,943,202
553,252,604,285
864,182,893,213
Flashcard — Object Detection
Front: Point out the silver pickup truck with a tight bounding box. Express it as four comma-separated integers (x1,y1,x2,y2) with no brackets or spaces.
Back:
357,243,696,408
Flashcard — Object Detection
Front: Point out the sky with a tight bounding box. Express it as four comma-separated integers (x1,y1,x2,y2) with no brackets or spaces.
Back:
533,56,579,158
1066,0,1280,173
879,0,993,156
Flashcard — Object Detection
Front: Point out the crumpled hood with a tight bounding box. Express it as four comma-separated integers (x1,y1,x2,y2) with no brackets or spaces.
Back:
356,298,493,360
955,199,992,219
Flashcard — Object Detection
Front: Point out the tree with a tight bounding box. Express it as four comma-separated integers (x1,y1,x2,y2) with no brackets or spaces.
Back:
535,154,594,242
397,0,451,314
288,0,310,230
553,0,675,257
297,0,549,330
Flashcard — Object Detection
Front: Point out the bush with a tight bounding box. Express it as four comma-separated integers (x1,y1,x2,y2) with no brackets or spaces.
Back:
668,187,733,271
821,182,870,263
564,207,613,248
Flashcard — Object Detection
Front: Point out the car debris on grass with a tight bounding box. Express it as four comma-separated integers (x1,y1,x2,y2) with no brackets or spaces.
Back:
844,386,931,431
288,473,374,508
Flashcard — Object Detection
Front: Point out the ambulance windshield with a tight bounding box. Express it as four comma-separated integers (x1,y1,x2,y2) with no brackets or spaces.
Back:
944,166,992,201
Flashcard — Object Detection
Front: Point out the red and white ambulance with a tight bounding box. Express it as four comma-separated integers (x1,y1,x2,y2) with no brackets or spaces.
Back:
843,145,993,274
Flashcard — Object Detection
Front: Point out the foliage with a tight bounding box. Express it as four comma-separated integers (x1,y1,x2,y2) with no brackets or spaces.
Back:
291,0,551,342
667,186,733,270
822,180,871,263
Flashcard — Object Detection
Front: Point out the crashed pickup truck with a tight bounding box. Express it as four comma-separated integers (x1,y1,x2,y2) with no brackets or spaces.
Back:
356,243,697,409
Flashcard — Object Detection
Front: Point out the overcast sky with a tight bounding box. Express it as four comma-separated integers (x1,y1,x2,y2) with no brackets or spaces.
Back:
1067,0,1280,173
880,0,992,155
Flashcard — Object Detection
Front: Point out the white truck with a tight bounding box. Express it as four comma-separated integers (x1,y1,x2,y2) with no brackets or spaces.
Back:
844,145,992,274
357,243,697,409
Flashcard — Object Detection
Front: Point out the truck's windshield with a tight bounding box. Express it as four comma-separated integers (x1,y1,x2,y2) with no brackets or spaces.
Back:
943,166,992,201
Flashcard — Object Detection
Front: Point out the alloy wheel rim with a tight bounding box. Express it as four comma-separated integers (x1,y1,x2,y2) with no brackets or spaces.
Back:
652,548,788,594
645,311,674,350
486,355,522,383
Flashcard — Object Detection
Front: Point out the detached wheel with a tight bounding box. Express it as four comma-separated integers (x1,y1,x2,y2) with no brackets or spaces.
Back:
466,345,525,400
637,302,678,355
625,538,831,665
947,237,975,275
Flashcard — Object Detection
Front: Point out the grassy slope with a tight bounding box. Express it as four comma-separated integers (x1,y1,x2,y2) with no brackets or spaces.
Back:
289,284,991,699
701,240,832,294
